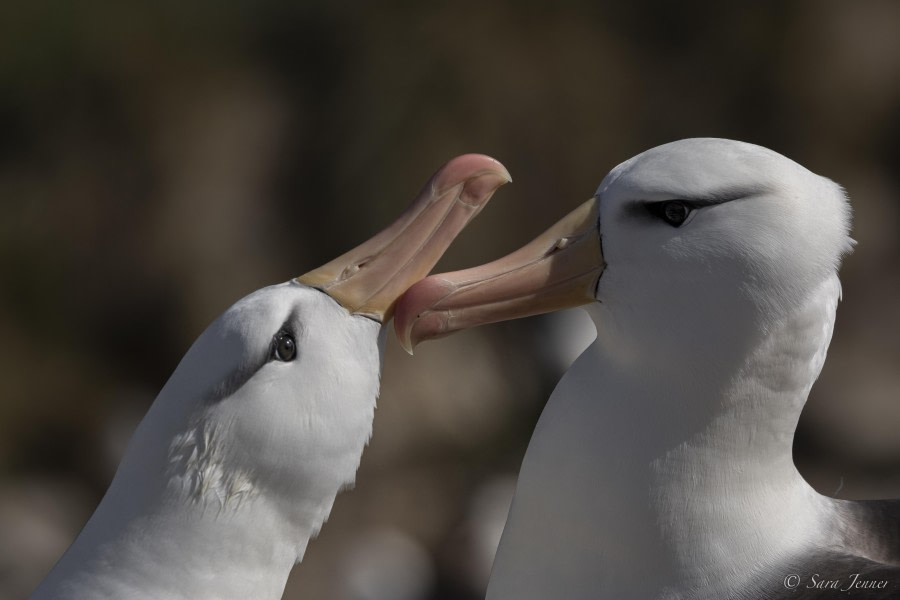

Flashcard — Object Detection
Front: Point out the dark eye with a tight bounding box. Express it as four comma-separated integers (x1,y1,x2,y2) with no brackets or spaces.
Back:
273,331,296,362
648,200,692,227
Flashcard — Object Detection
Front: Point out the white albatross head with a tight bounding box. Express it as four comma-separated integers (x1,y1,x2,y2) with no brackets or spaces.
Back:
32,154,510,600
396,139,853,370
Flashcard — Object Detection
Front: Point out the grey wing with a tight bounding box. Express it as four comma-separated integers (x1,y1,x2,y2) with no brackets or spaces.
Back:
740,498,900,599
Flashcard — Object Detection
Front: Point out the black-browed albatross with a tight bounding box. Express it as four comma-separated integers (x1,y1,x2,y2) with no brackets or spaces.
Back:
395,139,900,599
30,154,511,600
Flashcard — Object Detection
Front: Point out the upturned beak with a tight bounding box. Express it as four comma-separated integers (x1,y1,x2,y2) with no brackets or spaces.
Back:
394,197,603,353
296,155,511,323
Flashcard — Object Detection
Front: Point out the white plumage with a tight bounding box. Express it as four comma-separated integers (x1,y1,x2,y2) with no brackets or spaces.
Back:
35,284,381,599
397,139,899,599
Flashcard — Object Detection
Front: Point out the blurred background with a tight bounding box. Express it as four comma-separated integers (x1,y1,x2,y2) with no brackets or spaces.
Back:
2,1,900,598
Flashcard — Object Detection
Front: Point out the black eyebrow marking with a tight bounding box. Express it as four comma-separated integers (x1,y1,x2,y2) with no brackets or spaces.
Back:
673,184,771,205
621,185,771,222
206,313,303,403
207,360,265,403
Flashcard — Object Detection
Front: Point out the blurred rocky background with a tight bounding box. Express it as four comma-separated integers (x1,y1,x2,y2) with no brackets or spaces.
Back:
2,1,900,598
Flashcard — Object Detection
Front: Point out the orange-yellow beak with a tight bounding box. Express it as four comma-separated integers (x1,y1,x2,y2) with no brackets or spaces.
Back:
394,198,603,352
296,154,511,322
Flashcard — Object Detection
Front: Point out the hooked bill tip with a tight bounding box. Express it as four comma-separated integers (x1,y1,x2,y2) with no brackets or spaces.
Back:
433,154,512,200
393,275,458,353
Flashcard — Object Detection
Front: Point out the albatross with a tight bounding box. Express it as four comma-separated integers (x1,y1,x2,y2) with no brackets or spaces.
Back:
395,139,899,599
31,154,511,600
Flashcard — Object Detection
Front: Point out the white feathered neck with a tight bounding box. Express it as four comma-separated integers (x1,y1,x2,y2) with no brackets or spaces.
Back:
32,284,382,600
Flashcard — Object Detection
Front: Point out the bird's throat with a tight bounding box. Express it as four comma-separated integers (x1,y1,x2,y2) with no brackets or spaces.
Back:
488,276,843,600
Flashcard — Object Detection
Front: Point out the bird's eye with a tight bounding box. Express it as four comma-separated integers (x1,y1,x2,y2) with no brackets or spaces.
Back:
648,200,693,227
273,331,297,362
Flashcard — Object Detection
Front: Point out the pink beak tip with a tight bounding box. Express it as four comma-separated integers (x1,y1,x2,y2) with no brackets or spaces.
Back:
393,275,458,353
433,154,512,201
